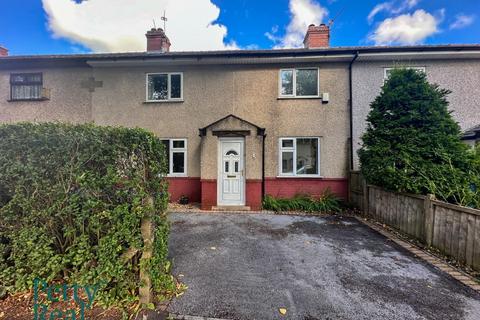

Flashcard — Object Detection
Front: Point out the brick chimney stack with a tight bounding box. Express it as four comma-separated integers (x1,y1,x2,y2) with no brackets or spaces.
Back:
0,46,8,56
303,23,330,48
146,28,171,52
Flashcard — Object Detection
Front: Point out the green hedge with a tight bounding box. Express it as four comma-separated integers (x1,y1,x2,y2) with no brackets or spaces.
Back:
0,123,174,306
262,190,342,213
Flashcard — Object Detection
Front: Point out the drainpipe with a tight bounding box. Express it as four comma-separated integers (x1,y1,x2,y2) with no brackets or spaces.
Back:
261,133,266,201
349,51,359,170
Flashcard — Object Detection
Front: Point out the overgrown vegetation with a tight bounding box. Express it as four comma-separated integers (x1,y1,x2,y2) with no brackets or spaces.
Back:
0,123,175,308
262,190,341,213
359,68,479,208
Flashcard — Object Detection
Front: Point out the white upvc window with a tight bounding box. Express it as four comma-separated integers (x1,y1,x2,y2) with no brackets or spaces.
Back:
146,73,183,102
383,66,426,81
279,137,320,177
279,68,319,98
161,139,187,176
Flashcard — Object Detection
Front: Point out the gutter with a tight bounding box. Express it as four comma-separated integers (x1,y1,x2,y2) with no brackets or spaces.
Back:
349,51,359,170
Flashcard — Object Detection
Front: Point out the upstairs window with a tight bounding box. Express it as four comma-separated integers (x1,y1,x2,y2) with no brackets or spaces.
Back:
161,139,187,175
279,68,319,98
384,67,426,81
279,137,320,176
147,73,183,101
10,73,44,101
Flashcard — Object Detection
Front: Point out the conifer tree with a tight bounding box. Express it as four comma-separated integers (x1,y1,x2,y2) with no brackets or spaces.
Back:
359,68,477,206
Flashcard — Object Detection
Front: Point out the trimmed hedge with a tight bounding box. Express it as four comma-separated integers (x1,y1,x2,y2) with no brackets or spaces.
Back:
0,123,174,306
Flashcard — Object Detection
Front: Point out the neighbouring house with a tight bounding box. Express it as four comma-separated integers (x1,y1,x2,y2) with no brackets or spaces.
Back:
1,25,479,210
462,124,480,147
351,47,480,169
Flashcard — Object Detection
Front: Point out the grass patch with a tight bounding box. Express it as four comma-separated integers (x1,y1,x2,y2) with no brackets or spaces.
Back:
262,190,342,213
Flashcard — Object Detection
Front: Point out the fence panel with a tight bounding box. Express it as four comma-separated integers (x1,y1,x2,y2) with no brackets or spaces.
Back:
348,171,480,271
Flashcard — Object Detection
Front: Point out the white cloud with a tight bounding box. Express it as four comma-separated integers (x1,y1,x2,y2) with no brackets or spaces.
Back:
267,0,328,48
368,3,393,24
370,9,439,45
367,0,419,24
449,14,475,30
42,0,237,52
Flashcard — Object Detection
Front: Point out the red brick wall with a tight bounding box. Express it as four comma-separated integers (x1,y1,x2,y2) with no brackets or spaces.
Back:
265,177,348,199
167,177,201,203
246,179,262,210
200,179,217,210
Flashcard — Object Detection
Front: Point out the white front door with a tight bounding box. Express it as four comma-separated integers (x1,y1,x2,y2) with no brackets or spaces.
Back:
218,138,245,206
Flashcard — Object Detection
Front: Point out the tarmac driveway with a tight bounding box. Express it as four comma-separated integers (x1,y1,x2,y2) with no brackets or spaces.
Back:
167,212,480,320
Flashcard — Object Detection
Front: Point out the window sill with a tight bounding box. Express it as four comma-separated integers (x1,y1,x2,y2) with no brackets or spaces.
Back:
143,100,184,104
276,175,324,179
277,96,322,100
167,174,188,178
7,98,49,102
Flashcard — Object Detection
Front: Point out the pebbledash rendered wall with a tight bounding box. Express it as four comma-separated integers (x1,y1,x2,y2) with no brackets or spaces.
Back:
0,62,350,209
352,58,480,170
91,63,350,209
0,67,93,123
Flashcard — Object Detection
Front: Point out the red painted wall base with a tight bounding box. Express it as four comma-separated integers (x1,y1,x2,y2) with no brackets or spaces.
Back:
265,177,348,200
167,177,201,203
246,179,262,210
167,177,348,210
200,179,217,210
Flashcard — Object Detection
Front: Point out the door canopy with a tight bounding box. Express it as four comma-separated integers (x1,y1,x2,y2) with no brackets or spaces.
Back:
199,114,266,137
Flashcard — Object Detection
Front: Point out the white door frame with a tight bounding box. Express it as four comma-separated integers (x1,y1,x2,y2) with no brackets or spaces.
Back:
217,137,245,206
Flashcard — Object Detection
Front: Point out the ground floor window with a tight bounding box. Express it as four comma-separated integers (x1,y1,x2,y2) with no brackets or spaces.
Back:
10,73,43,100
160,139,187,175
279,137,320,176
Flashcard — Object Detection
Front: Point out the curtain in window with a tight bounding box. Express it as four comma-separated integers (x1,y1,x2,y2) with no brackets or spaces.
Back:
11,85,42,100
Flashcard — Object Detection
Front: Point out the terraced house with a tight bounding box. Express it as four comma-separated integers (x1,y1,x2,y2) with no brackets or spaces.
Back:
1,25,479,210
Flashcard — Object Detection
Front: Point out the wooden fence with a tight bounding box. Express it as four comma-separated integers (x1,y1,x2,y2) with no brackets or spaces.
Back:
349,171,480,271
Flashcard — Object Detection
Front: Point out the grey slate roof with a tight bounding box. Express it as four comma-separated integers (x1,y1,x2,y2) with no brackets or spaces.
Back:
1,44,480,63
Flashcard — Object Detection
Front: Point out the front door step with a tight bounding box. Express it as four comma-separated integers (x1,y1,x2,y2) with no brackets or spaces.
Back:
211,205,251,211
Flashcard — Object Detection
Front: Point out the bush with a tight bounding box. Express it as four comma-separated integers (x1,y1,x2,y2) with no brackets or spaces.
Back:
470,144,480,208
359,68,479,208
262,190,341,213
0,123,174,307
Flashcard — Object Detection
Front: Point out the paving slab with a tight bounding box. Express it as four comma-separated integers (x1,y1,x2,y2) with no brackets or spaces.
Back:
167,212,480,320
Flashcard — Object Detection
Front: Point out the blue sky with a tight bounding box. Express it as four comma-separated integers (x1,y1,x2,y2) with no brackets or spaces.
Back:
0,0,479,55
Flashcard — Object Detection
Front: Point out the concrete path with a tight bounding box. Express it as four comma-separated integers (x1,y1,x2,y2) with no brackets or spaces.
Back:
167,212,480,320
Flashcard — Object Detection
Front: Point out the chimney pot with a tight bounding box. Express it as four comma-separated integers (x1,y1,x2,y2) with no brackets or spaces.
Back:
146,28,171,52
303,24,330,49
0,46,8,57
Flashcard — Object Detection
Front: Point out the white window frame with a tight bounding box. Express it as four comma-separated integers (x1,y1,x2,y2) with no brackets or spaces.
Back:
278,68,320,98
146,72,183,102
278,137,321,177
162,138,187,176
383,66,426,81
